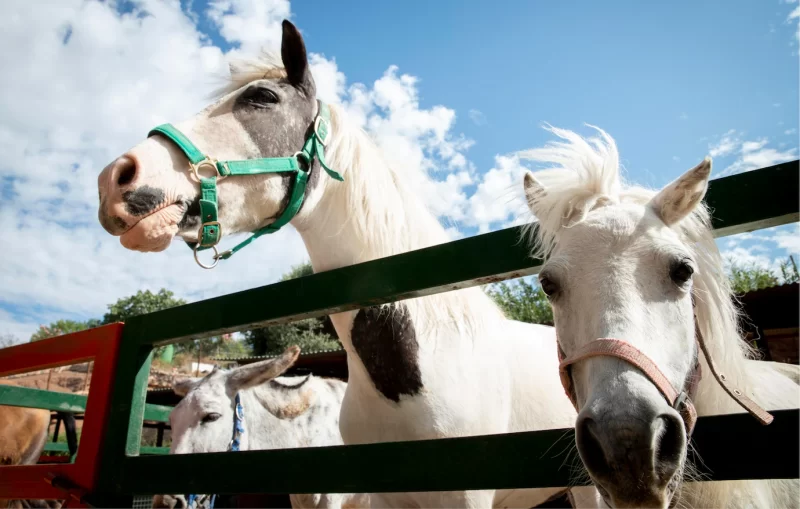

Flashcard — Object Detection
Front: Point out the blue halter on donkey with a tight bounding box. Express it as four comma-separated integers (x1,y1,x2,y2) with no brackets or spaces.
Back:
186,393,245,509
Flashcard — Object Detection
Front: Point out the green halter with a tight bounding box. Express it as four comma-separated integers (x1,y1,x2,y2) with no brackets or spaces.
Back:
148,101,342,269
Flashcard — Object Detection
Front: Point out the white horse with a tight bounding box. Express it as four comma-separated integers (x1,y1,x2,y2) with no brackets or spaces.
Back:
152,346,369,509
96,19,599,508
520,126,800,508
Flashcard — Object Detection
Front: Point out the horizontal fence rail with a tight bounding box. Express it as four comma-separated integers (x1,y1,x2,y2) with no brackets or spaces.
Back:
115,410,799,495
0,385,171,422
122,160,799,346
2,163,796,503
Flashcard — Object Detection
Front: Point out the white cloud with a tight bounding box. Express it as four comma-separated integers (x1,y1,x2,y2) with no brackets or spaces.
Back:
785,128,798,135
788,4,800,43
672,155,681,162
0,0,482,340
678,112,688,120
708,129,740,157
741,139,768,153
464,155,529,233
469,109,487,126
705,129,798,177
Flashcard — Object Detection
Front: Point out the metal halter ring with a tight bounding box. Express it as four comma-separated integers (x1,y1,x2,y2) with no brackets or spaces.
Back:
294,151,311,170
190,158,224,182
314,115,330,146
193,243,219,270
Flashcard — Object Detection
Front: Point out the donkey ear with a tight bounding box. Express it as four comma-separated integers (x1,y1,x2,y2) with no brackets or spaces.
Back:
523,171,548,220
173,377,201,397
227,345,301,392
280,20,315,94
650,157,712,226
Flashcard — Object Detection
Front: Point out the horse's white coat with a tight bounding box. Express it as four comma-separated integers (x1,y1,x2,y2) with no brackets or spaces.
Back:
161,349,369,509
98,46,603,507
521,125,800,508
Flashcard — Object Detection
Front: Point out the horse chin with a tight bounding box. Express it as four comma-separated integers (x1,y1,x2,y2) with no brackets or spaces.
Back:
119,204,183,252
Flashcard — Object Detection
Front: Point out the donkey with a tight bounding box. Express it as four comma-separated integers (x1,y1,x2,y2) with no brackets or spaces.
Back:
153,346,368,509
96,20,599,508
520,126,800,508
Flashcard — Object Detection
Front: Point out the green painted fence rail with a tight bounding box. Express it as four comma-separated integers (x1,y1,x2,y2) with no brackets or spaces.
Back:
0,385,172,422
114,409,799,496
121,160,799,347
85,162,798,502
43,442,169,456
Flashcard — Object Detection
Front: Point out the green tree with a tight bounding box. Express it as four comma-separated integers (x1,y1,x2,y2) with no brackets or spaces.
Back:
728,262,781,295
1,333,19,348
30,319,94,342
244,261,341,356
486,278,553,325
101,289,187,324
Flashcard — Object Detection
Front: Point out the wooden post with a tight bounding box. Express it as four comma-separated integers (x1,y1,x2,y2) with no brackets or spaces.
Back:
46,368,53,391
82,361,93,392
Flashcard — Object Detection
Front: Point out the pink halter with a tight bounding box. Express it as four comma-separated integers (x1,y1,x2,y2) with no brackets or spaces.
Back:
557,328,773,434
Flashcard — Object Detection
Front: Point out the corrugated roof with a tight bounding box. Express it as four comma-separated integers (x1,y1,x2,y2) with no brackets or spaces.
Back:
212,345,345,363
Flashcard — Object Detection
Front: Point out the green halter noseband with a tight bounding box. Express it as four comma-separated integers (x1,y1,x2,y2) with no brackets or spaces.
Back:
148,101,342,269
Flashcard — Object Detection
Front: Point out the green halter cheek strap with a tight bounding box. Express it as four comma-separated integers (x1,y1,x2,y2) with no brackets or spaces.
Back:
147,101,342,269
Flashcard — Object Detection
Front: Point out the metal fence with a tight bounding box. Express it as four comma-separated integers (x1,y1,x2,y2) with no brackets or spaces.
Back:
0,161,798,506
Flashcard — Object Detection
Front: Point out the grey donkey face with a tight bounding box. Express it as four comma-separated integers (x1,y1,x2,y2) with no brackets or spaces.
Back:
168,346,301,454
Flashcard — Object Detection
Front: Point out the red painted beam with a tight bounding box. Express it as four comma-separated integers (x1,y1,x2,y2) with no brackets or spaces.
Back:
0,324,123,501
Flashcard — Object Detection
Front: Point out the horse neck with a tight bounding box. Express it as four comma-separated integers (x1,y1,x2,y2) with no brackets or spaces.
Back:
294,105,503,343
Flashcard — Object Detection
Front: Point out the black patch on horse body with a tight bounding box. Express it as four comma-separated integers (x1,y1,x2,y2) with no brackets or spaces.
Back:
269,375,311,391
123,185,165,216
350,304,423,402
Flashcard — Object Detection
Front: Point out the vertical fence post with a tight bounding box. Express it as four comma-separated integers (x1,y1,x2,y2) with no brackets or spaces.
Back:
91,319,153,505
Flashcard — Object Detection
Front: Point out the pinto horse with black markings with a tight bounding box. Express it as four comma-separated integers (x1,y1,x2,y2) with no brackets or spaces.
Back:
97,20,600,508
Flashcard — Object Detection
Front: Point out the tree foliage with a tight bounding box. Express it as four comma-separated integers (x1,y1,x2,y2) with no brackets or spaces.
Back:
244,261,341,356
486,278,553,325
101,289,186,324
727,256,799,295
30,319,96,342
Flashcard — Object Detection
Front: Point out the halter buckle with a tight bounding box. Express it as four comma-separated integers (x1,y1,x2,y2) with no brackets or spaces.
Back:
190,158,225,182
673,391,688,410
193,243,219,270
314,115,331,146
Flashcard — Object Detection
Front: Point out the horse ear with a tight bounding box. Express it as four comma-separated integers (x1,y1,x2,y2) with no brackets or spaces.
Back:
280,20,315,94
227,345,301,392
649,157,712,226
523,171,548,220
173,377,201,397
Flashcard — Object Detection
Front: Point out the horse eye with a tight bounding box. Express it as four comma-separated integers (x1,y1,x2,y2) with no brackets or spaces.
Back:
539,275,559,297
201,413,221,424
670,260,694,285
242,87,278,107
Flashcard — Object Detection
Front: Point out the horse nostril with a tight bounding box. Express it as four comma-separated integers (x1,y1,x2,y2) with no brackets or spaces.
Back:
116,157,137,187
653,413,685,483
576,415,611,477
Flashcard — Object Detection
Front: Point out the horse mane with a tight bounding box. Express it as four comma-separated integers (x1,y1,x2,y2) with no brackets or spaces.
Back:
519,126,790,507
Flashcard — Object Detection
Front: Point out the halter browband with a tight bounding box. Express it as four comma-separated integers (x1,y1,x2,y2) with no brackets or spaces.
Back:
148,101,343,269
557,327,773,435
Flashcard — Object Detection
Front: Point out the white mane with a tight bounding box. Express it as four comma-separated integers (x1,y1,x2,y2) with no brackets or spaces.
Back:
521,126,798,508
322,103,504,335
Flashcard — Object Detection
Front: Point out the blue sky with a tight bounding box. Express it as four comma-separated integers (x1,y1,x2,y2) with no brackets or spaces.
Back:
286,0,799,186
0,0,797,341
